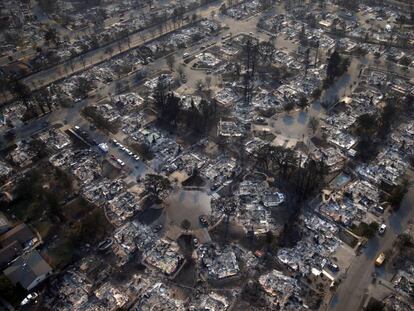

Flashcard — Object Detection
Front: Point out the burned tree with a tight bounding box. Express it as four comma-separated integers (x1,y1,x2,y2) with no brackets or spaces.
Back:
242,38,259,105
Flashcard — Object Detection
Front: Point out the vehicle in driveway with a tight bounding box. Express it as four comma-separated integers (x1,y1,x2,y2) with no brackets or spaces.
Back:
327,262,340,272
153,224,163,233
199,215,209,227
375,252,386,266
98,239,113,251
378,223,386,235
98,143,109,153
21,293,38,306
193,238,199,247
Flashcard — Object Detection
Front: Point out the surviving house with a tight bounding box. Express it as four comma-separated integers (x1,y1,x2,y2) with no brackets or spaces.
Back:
3,250,52,291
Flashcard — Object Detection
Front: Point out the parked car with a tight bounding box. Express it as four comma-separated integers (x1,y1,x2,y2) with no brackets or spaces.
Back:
193,238,199,247
327,263,339,272
199,215,209,227
21,293,38,306
153,224,163,233
375,252,386,266
378,223,387,235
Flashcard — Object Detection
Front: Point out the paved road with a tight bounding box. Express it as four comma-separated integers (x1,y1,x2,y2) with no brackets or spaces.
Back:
329,181,414,311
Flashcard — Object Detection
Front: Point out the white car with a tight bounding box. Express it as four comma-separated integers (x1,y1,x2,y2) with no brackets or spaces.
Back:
378,224,387,235
21,293,38,306
116,159,125,167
